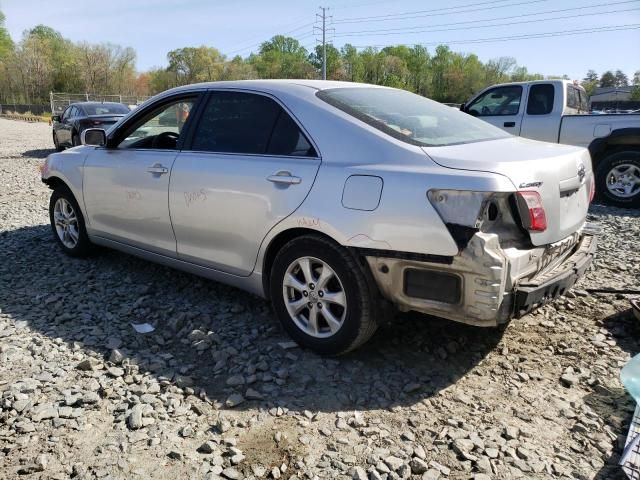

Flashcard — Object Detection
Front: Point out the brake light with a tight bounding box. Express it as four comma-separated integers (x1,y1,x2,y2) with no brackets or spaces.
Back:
589,174,595,203
92,121,102,126
517,191,547,232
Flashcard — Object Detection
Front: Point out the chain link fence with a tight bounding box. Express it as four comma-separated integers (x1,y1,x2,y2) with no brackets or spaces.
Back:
0,104,50,115
50,92,151,115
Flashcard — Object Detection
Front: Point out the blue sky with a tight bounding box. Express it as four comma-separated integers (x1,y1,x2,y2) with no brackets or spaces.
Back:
2,0,639,80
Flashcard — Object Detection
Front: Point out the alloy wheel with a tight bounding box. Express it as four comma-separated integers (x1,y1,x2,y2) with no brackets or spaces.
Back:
282,256,347,338
53,197,80,248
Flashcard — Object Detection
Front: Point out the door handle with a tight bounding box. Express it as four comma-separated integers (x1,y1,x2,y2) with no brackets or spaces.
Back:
267,171,301,185
147,164,169,175
504,121,516,127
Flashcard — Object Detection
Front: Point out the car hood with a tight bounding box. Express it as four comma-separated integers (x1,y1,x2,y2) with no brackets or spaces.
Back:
422,137,593,246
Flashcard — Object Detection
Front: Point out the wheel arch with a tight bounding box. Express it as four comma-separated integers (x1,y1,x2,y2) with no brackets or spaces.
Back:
42,175,70,192
589,128,640,167
261,228,343,295
42,173,89,224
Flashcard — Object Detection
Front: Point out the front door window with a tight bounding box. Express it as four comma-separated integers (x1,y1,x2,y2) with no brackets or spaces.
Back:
467,86,523,117
118,99,195,149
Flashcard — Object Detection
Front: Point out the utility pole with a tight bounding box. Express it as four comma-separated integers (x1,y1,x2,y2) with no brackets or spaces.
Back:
316,7,329,80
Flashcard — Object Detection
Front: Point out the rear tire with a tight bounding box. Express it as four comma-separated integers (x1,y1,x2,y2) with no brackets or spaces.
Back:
595,151,640,208
269,235,379,355
49,186,92,257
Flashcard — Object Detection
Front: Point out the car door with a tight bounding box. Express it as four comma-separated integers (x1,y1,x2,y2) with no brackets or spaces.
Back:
465,85,525,135
169,90,321,276
519,83,561,143
82,94,200,257
57,106,74,145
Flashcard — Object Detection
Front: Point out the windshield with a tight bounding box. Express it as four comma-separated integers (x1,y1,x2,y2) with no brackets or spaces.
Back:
82,104,130,115
317,87,510,147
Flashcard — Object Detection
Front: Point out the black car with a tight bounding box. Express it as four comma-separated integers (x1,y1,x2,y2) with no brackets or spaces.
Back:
52,102,130,151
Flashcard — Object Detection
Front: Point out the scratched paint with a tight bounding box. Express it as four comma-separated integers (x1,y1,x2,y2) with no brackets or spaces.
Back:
297,217,320,227
184,189,208,207
126,190,142,201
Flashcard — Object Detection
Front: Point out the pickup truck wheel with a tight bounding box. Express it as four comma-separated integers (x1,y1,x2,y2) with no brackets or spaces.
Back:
49,187,92,257
595,151,640,208
270,235,379,355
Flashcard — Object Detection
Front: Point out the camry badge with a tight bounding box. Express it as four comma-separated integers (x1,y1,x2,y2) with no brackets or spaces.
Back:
518,181,543,189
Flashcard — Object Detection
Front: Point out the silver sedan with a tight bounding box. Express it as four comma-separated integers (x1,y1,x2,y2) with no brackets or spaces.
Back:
42,80,596,354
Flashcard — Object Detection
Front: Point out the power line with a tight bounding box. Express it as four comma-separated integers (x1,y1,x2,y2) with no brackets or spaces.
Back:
350,24,640,48
335,0,640,36
333,0,552,24
334,6,640,38
226,21,315,56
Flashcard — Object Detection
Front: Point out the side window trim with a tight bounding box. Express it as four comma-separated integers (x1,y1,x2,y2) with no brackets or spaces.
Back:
106,92,204,149
182,88,321,159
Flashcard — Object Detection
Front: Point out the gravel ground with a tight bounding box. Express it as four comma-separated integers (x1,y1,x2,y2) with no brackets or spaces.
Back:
1,117,640,480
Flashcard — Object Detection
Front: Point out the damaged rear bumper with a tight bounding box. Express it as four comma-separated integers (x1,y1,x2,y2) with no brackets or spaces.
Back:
513,233,596,317
365,228,597,327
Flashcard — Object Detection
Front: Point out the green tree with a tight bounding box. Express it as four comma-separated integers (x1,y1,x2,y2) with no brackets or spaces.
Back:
631,70,640,100
309,44,342,79
0,9,14,60
167,46,225,84
340,44,363,82
581,70,599,96
600,70,616,87
251,35,312,79
614,69,629,87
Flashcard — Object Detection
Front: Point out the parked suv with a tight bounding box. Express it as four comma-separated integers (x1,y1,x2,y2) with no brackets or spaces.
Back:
42,80,597,354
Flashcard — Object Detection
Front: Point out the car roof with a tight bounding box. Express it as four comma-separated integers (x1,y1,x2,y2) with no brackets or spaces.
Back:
72,102,127,107
158,79,386,97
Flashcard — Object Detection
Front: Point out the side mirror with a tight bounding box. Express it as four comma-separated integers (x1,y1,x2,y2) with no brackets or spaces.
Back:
51,115,61,122
81,128,107,146
459,103,466,112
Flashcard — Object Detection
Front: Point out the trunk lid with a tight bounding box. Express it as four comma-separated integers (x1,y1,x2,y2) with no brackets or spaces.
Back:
422,137,592,246
84,114,126,128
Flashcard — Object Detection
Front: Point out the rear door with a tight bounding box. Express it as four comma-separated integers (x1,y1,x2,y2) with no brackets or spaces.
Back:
169,90,321,276
466,85,524,135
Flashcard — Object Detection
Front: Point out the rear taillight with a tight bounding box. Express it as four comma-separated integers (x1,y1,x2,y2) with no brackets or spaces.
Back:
517,191,547,232
588,174,595,203
92,121,102,126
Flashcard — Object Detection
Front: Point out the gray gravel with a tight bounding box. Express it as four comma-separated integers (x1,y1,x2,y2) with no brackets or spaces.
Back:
1,117,640,479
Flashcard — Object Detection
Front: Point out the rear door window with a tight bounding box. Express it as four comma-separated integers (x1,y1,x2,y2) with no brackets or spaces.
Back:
467,86,523,117
567,86,579,109
526,84,554,115
191,91,315,156
267,110,316,157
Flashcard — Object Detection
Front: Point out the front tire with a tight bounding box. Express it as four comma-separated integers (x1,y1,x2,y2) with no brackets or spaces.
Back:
595,151,640,208
49,187,92,257
269,235,379,355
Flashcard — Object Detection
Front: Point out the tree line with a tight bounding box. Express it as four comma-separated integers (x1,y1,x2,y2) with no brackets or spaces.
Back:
1,11,638,107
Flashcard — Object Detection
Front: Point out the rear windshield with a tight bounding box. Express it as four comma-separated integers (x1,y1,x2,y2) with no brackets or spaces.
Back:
317,87,510,147
82,104,130,115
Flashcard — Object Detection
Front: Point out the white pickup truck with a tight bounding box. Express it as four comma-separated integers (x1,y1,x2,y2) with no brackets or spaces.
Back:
462,79,640,207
